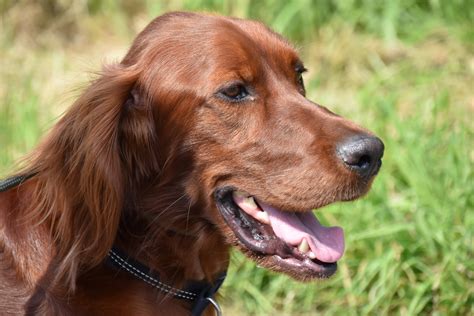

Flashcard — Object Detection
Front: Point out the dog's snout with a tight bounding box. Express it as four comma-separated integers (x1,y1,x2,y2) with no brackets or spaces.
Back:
337,135,384,178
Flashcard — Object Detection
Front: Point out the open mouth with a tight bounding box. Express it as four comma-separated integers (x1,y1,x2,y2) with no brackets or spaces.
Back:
215,187,345,279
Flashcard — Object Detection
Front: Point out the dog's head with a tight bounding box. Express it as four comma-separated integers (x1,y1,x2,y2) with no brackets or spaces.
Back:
30,12,383,286
116,12,384,280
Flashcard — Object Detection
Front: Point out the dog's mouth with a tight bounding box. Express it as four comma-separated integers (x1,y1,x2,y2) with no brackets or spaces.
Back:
215,187,345,279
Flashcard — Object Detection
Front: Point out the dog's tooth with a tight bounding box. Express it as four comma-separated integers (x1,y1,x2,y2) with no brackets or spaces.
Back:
243,196,258,209
233,192,270,225
233,191,258,210
308,251,316,259
298,239,309,253
255,210,270,225
233,191,249,199
244,197,271,224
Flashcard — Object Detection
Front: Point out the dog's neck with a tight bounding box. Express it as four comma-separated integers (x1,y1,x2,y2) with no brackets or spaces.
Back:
116,227,230,287
116,186,230,288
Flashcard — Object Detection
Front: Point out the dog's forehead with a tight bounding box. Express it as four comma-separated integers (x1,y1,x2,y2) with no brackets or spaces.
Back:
229,18,298,57
202,17,301,85
131,13,301,93
219,18,298,62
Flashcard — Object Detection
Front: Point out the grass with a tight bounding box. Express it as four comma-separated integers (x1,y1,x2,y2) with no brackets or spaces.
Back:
1,1,472,315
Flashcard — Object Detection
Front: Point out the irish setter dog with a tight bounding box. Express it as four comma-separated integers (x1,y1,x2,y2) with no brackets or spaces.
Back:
0,12,384,315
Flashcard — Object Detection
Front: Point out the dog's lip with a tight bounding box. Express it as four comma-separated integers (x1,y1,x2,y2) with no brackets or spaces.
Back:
214,187,339,278
272,255,337,278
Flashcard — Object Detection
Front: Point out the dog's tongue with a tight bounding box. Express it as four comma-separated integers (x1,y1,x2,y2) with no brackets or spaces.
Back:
257,200,345,263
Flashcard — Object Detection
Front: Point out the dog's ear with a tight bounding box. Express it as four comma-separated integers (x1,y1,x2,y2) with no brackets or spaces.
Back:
24,64,157,290
120,84,160,185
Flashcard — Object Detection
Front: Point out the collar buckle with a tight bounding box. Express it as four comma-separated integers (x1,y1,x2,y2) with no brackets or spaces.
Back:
205,297,222,316
189,272,226,315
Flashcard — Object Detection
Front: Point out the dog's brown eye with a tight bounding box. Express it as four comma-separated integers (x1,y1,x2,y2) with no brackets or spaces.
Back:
219,83,249,101
297,72,304,86
295,64,307,94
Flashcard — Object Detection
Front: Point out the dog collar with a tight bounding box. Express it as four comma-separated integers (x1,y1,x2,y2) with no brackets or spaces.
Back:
0,174,35,192
106,246,226,316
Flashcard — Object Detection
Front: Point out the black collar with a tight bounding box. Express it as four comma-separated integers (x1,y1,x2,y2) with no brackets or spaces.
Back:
106,246,226,316
0,174,35,192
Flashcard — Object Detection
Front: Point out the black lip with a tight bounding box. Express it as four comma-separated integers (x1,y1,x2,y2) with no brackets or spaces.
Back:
214,187,337,278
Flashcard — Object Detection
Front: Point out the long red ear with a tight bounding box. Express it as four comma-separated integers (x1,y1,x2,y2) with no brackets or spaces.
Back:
23,64,145,290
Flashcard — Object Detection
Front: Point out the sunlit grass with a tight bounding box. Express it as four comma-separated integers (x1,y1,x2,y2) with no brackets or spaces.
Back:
0,1,472,315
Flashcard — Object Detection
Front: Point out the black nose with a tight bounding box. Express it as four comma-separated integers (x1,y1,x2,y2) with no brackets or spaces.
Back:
337,135,384,178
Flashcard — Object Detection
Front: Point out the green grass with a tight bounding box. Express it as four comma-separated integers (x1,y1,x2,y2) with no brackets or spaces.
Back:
1,1,472,315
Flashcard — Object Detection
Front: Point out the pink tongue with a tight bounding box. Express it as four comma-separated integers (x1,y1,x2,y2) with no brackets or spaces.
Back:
257,200,345,263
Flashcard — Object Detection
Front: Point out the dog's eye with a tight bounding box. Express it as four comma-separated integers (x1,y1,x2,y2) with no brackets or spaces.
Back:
295,64,307,91
297,72,304,86
219,83,249,101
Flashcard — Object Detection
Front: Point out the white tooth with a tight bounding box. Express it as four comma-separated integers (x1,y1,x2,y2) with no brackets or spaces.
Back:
233,192,270,225
243,196,258,209
233,191,249,199
308,251,316,259
298,239,309,253
256,210,270,225
244,197,271,224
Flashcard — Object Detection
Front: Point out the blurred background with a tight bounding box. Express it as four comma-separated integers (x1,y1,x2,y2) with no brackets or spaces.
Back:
0,0,472,315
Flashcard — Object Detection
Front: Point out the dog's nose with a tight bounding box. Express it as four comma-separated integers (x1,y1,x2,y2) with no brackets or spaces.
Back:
337,135,384,178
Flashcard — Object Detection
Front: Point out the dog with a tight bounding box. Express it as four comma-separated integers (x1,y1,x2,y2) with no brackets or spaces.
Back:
0,11,384,315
